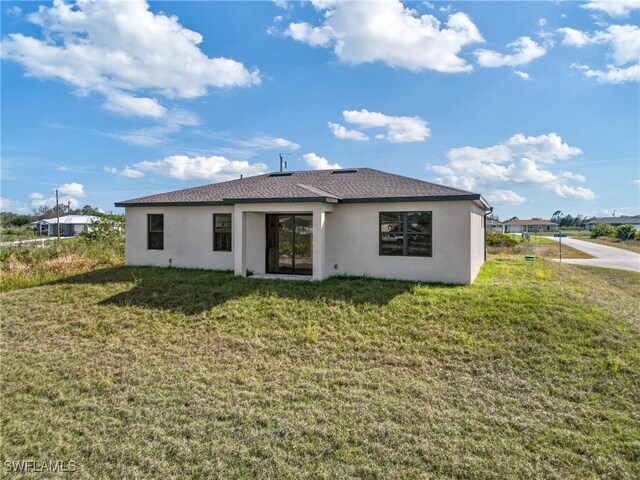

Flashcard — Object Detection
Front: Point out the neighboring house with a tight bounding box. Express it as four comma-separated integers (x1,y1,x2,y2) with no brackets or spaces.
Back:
486,218,504,234
34,215,100,236
504,219,559,233
115,168,491,284
585,216,640,231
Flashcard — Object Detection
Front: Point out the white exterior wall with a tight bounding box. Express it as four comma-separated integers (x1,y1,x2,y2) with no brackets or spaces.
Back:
324,201,480,284
124,200,485,284
124,206,235,270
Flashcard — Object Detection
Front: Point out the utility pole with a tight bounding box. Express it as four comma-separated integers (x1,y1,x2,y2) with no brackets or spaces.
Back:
56,189,60,240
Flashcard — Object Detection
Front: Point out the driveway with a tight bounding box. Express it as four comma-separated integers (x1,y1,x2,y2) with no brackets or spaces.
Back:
548,237,640,272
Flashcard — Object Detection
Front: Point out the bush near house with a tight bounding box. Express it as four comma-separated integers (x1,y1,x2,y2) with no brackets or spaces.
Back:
590,224,615,238
486,233,519,247
615,224,637,241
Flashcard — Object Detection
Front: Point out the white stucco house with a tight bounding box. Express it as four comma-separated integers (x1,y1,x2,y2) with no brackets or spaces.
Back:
115,168,491,284
34,215,100,236
504,219,559,233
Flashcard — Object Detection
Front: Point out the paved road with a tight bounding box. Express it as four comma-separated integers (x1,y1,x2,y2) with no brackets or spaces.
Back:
548,237,640,272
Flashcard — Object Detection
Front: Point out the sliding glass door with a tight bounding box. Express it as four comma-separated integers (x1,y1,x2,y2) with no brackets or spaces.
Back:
266,214,313,275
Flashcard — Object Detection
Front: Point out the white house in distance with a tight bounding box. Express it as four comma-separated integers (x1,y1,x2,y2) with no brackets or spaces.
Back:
504,219,559,233
115,168,491,284
585,216,640,231
34,215,100,236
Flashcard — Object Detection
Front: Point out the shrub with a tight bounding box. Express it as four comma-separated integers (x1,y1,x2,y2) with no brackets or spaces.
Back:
486,233,518,247
615,224,637,241
590,224,615,238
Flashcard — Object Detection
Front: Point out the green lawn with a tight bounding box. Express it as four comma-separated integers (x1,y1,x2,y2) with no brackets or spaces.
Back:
1,259,639,479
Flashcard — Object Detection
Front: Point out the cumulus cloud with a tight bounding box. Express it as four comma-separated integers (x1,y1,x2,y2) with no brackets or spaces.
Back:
57,182,85,198
559,24,640,84
0,0,260,118
134,155,268,181
28,182,87,209
335,109,430,143
475,36,546,67
327,122,369,141
485,190,526,206
429,133,595,201
582,0,640,18
302,153,342,170
284,0,484,72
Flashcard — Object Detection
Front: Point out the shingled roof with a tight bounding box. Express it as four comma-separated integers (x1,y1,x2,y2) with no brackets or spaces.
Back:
115,168,483,207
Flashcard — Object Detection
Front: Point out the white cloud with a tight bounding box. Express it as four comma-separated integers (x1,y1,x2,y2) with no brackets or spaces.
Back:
429,133,595,201
551,184,597,200
28,184,85,210
633,179,640,186
134,155,268,181
230,135,301,151
57,182,85,198
513,70,531,80
121,167,144,179
302,152,341,170
284,0,484,73
573,63,640,84
286,23,333,47
340,109,430,143
57,166,68,172
485,190,526,206
327,122,369,141
582,0,640,18
104,166,144,179
560,171,586,182
559,25,640,65
0,197,31,213
559,24,640,84
6,6,21,16
0,0,260,118
475,36,546,67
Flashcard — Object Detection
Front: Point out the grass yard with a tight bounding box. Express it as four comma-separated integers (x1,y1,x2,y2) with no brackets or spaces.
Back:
488,238,593,260
1,258,639,479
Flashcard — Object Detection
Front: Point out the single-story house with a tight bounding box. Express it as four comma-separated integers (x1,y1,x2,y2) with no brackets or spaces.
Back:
486,218,504,234
115,168,491,284
585,216,640,231
34,215,100,236
504,219,559,233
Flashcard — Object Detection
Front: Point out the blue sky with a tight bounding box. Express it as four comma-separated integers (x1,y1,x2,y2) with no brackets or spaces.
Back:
1,0,639,219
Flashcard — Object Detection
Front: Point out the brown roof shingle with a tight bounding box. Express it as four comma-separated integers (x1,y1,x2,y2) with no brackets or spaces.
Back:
115,168,482,206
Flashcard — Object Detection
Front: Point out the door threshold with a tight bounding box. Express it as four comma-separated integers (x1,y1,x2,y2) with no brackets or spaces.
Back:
250,274,313,281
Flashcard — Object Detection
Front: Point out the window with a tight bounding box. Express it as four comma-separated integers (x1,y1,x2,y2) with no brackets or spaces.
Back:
148,214,164,250
213,213,232,251
380,211,432,257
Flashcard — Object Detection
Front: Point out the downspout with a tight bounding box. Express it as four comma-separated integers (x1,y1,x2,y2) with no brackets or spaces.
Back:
483,206,494,262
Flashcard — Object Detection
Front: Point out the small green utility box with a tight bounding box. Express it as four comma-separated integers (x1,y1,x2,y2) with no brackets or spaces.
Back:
525,256,535,261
